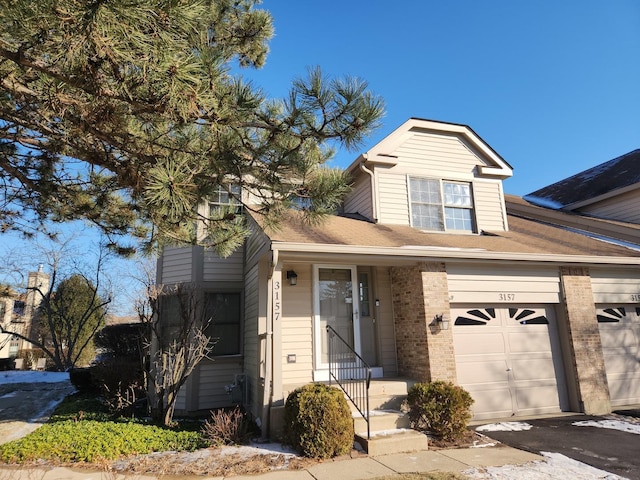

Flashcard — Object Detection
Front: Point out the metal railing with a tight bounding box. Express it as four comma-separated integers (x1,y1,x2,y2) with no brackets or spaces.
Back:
326,325,372,439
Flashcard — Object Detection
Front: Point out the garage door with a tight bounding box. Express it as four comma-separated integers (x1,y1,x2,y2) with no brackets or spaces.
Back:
452,305,568,420
597,306,640,406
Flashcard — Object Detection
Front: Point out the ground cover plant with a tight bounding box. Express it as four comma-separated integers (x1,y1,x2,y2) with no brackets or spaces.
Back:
0,392,206,463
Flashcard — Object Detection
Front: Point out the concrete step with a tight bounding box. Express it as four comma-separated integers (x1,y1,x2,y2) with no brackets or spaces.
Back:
367,378,417,396
353,410,410,434
355,429,429,456
347,393,407,413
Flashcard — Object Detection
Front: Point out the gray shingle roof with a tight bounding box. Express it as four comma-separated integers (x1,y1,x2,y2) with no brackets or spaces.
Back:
524,149,640,209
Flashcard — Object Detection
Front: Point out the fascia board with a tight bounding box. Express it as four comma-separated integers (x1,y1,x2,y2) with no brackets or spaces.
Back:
270,241,640,266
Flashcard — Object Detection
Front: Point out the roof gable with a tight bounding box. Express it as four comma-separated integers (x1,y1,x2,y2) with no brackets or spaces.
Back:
525,149,640,210
347,118,513,179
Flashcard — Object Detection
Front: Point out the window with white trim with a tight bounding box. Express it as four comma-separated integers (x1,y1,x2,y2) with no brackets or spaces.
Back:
409,177,475,232
209,184,242,216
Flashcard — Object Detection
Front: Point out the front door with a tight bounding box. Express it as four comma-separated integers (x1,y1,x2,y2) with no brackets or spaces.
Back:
314,265,361,376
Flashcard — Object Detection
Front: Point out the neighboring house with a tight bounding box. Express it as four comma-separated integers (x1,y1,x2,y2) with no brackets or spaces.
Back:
157,118,640,438
524,148,640,224
0,266,50,360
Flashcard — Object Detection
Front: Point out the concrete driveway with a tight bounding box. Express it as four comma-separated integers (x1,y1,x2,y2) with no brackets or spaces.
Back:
475,412,640,480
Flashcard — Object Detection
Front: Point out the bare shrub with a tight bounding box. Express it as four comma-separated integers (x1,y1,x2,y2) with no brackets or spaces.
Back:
202,407,250,446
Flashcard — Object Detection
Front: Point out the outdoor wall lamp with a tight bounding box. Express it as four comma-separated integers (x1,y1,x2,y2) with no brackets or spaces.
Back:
435,313,449,330
286,270,298,286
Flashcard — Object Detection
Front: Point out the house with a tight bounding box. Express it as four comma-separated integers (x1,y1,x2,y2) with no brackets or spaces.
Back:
524,148,640,224
0,266,50,362
156,118,640,440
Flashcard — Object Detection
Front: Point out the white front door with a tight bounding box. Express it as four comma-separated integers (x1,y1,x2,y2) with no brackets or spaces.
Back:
313,265,361,377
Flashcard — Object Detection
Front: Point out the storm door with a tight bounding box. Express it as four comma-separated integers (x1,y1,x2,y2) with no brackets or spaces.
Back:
313,265,361,374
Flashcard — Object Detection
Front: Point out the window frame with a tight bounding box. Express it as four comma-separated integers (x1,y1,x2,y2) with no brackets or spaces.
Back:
208,184,243,217
408,176,476,233
203,291,243,358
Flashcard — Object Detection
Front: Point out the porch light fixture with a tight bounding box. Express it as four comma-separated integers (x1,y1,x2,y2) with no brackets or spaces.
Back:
435,314,449,330
286,270,298,286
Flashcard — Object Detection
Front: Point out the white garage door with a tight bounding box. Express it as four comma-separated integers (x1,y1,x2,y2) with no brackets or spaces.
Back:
597,306,640,406
452,305,568,420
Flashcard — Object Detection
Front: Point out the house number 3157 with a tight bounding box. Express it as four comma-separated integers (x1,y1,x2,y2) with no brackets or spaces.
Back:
274,281,281,321
498,293,515,301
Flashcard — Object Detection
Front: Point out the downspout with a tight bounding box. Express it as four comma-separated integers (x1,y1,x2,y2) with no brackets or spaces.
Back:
260,248,278,440
359,154,379,223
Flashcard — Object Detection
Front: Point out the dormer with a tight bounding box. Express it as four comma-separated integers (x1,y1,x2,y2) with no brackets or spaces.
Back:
344,118,513,233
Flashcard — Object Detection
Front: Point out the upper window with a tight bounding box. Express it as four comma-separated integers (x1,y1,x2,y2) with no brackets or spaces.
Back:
12,300,25,316
409,177,475,232
209,184,242,216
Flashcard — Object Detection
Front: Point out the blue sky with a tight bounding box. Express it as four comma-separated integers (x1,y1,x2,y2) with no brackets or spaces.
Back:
247,0,640,195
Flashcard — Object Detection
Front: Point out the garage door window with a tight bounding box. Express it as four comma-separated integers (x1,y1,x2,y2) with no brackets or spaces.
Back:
455,307,549,326
596,307,635,323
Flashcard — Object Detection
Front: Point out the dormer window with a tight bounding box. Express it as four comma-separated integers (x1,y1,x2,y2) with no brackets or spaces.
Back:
409,177,475,232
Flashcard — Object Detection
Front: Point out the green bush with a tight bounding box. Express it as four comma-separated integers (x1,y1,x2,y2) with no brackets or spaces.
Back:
406,381,474,441
283,383,354,459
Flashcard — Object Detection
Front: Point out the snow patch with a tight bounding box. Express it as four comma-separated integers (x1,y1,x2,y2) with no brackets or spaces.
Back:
573,419,640,435
0,371,70,384
522,194,564,209
476,422,533,432
465,451,626,479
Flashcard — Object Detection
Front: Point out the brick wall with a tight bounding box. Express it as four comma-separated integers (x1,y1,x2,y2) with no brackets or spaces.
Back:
390,262,456,383
560,266,611,415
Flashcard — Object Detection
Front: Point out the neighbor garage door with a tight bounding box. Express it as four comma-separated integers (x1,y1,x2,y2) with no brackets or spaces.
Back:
597,306,640,406
452,305,568,420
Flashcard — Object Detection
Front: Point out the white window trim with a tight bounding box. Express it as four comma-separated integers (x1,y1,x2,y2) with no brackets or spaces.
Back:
407,175,477,233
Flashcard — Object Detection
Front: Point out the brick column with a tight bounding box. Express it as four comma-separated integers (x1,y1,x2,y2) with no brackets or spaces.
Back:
390,262,456,382
560,266,610,415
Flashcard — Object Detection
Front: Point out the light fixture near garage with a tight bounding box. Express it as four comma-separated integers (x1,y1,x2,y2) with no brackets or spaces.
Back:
286,270,298,286
435,313,449,330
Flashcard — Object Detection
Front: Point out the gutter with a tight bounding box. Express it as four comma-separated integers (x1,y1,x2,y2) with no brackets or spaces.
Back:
260,248,278,441
359,155,379,223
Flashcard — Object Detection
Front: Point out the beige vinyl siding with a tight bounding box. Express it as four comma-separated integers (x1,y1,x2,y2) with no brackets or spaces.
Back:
473,180,508,232
203,247,244,283
197,358,243,410
447,264,561,304
377,170,410,225
591,268,640,304
245,228,269,266
343,173,373,220
578,189,640,223
281,264,314,386
373,131,507,230
243,263,260,415
375,266,398,376
390,131,487,176
160,247,194,283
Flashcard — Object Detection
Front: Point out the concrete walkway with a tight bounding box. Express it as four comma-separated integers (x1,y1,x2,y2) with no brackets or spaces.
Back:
0,446,541,480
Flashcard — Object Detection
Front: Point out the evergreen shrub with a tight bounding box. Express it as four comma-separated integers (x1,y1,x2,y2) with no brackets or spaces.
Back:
283,383,353,459
406,381,474,441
